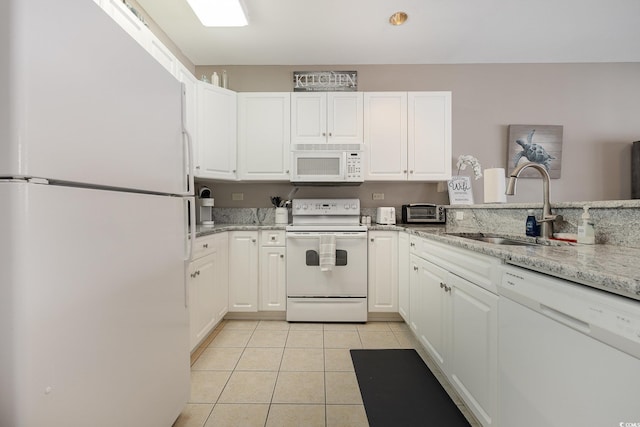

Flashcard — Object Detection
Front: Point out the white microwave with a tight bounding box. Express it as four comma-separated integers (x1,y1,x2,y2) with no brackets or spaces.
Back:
290,144,364,185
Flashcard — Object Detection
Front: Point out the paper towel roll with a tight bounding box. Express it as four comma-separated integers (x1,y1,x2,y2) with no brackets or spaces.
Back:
483,168,507,203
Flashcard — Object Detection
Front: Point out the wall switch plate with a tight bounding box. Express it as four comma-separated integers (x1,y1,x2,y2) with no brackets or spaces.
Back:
455,211,464,220
372,193,385,200
232,193,244,201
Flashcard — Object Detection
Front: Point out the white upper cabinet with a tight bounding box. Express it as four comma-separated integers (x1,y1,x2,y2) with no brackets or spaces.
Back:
365,91,452,181
408,91,452,181
237,93,291,180
291,92,363,144
195,83,237,180
149,36,177,76
363,92,408,180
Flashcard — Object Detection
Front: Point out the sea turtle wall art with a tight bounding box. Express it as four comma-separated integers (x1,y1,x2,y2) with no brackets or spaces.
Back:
507,125,563,178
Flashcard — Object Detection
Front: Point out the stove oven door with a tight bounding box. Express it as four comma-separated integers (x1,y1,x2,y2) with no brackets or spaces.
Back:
286,231,367,297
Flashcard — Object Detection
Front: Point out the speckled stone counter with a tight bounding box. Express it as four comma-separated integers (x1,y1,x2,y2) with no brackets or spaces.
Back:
401,226,640,302
199,222,639,301
446,200,640,248
197,199,640,302
196,223,286,238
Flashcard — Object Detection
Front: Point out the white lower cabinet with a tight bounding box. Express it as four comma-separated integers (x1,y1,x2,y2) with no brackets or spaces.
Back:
409,254,449,370
367,231,398,312
409,235,498,427
259,230,286,311
188,233,228,351
228,231,259,312
448,273,498,427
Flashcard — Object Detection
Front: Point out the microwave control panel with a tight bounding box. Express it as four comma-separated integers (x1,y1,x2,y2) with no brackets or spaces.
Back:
345,152,363,180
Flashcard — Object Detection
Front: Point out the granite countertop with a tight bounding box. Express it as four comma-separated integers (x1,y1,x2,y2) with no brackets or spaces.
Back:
195,223,287,237
196,223,640,302
388,225,640,302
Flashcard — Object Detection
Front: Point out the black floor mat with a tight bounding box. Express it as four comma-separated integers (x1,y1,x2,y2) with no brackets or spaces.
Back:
350,349,470,427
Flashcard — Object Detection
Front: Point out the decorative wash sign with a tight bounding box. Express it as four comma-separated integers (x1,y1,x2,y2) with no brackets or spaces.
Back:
293,71,357,92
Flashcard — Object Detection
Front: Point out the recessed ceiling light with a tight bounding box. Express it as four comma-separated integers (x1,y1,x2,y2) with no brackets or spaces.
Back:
389,11,408,26
186,0,248,27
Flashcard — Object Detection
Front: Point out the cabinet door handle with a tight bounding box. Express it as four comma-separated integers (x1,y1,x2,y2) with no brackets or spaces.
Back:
410,242,415,247
252,239,256,243
403,170,407,173
271,236,276,241
329,132,332,137
410,170,414,174
203,243,208,248
286,170,290,173
280,254,284,258
413,266,418,271
370,238,374,242
322,132,326,137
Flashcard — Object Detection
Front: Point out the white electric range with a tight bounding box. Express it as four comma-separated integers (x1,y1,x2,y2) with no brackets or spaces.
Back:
285,199,368,322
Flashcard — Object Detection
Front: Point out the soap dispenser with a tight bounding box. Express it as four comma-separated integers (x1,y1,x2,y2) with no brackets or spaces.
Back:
525,209,538,237
577,206,595,244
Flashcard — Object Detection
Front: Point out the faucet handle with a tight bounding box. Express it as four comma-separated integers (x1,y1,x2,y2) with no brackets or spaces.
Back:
539,214,562,223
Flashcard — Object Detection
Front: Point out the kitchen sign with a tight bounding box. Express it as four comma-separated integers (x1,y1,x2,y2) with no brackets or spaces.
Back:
293,71,357,92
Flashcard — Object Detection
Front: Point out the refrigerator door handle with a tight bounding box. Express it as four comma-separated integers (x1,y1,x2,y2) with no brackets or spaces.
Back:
182,129,194,196
184,197,196,308
181,82,194,196
185,197,196,262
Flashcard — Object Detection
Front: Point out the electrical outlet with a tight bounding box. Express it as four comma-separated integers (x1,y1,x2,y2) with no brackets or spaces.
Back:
372,193,385,200
232,193,244,201
455,211,464,220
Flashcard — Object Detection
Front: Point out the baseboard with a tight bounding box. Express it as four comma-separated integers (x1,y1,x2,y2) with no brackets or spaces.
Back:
223,311,403,322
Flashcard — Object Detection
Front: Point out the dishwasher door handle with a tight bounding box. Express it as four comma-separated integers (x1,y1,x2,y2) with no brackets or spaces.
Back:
540,304,591,334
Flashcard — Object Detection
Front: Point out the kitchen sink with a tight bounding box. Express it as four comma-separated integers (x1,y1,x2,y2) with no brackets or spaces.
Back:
445,233,538,246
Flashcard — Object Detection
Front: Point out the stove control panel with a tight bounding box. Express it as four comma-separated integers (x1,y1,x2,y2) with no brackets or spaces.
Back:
292,199,360,216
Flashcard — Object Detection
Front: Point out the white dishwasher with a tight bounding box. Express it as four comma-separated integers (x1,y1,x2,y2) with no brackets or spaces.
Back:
498,265,640,427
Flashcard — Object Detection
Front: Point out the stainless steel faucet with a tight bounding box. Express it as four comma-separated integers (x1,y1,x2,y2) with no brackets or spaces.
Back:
506,162,561,239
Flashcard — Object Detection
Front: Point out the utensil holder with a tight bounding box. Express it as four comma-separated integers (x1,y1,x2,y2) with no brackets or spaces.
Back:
275,207,288,225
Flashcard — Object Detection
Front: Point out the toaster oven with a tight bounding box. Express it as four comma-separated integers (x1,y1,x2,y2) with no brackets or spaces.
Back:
401,204,446,223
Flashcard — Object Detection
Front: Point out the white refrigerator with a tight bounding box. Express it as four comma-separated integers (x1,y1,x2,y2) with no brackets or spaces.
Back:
1,0,193,426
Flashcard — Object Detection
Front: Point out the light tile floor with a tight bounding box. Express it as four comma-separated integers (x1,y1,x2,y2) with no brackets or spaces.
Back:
174,320,480,427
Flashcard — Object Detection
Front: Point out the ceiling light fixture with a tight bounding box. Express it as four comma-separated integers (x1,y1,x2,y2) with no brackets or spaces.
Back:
186,0,248,27
389,11,408,26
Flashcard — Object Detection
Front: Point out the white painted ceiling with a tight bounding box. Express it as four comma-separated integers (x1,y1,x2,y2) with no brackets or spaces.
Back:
136,0,640,66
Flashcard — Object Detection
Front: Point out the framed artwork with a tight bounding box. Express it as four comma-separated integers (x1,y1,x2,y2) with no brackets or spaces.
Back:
507,125,563,178
447,176,474,204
